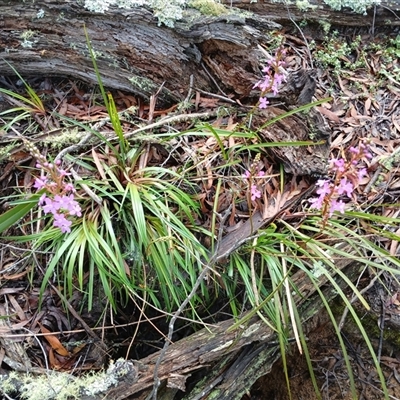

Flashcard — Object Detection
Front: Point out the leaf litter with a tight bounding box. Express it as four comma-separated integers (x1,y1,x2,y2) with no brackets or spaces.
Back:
0,31,400,399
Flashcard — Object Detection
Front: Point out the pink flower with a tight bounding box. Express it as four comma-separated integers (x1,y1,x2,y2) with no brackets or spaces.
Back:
349,147,359,154
273,73,285,87
33,176,48,190
54,194,72,210
262,65,271,74
316,180,331,198
309,196,324,210
58,169,71,177
53,213,72,233
329,200,346,215
337,178,353,197
39,194,47,206
259,97,269,109
63,183,75,192
250,185,261,201
332,159,345,172
42,197,60,214
259,77,271,92
68,200,82,217
357,168,367,181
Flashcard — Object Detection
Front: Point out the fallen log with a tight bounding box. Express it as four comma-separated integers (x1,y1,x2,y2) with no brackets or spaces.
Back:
1,1,399,105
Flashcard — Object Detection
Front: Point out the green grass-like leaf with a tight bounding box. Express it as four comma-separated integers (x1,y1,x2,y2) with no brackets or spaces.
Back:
0,199,38,233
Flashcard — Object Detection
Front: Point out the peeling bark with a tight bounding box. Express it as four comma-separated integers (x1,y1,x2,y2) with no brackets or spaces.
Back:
0,1,399,105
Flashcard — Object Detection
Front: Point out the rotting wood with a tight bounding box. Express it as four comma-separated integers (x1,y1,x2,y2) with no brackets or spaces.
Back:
1,1,399,105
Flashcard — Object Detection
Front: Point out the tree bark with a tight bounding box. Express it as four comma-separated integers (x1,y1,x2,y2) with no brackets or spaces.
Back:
0,1,399,105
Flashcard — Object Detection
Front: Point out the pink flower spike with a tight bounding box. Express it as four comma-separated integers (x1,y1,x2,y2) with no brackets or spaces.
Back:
243,170,251,179
36,163,42,169
55,159,61,166
257,171,265,177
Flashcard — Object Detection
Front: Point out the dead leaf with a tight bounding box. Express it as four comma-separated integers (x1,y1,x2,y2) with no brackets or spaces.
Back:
39,323,70,357
316,106,340,123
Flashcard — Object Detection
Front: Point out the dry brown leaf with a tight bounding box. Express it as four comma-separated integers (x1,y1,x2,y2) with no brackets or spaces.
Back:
91,149,107,181
392,116,400,134
226,116,237,132
0,319,31,333
7,294,26,321
389,227,400,256
0,288,25,296
316,106,340,123
39,323,70,357
337,76,354,97
0,348,5,366
364,97,371,115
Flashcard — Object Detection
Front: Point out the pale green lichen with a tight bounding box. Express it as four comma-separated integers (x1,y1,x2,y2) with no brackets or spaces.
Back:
295,0,317,11
0,371,19,393
82,359,133,396
41,128,85,150
36,9,45,18
83,0,186,27
188,0,227,16
0,359,132,400
82,0,231,27
129,75,157,92
319,20,331,34
20,30,39,48
322,0,381,14
267,0,380,14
